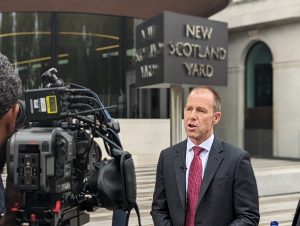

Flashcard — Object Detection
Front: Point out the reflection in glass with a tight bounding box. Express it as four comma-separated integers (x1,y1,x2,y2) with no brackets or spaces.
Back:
57,13,123,118
0,13,51,89
0,12,169,119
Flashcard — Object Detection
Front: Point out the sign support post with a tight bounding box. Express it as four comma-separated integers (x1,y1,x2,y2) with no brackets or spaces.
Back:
170,85,183,146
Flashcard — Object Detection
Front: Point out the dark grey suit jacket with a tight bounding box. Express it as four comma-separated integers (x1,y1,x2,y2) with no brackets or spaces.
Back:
151,137,260,226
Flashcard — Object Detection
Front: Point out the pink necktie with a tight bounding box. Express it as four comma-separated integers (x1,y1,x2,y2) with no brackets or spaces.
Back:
186,146,204,226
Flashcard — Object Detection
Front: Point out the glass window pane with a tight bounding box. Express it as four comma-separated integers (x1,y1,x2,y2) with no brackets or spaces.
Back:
57,13,123,118
0,12,51,89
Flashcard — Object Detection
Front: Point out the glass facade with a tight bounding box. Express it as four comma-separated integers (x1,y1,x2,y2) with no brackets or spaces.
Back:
0,12,169,118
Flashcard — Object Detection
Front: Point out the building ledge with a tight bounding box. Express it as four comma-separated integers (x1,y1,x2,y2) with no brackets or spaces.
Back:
211,0,300,30
0,0,230,19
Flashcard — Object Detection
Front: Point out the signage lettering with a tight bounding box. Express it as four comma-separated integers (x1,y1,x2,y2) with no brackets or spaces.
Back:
185,24,213,40
140,64,159,78
141,25,157,41
183,62,213,77
135,42,164,62
168,42,226,60
166,22,226,79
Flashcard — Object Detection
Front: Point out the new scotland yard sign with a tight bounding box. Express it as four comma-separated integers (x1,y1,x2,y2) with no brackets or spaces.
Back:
135,11,228,88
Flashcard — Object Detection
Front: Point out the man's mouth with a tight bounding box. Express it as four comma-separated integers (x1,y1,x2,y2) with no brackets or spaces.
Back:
187,123,197,129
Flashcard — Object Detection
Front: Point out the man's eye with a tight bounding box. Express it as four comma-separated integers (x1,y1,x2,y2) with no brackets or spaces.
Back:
197,108,207,113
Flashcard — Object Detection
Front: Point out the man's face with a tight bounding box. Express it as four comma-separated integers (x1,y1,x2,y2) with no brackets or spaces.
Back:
184,89,221,145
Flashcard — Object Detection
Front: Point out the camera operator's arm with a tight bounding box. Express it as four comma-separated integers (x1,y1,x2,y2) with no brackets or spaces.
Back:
0,177,20,226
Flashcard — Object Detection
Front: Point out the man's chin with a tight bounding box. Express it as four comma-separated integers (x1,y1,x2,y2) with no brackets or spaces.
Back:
187,134,200,142
186,130,198,137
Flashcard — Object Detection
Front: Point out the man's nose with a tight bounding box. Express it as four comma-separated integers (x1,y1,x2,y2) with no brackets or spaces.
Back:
189,109,197,118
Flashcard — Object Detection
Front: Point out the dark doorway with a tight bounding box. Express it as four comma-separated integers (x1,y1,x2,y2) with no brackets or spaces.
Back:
244,42,273,158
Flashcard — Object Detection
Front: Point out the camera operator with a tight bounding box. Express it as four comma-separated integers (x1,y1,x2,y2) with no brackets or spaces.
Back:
0,52,22,226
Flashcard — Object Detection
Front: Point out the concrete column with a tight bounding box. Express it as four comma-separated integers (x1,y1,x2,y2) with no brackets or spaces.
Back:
170,85,183,146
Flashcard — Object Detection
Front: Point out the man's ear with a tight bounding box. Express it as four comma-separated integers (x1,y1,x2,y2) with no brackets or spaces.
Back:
7,103,20,121
213,111,221,125
4,103,20,134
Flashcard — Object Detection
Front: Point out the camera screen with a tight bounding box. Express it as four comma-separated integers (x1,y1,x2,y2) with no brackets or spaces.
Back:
46,95,58,114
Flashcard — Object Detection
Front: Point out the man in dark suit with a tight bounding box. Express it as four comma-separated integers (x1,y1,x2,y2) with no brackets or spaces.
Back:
151,86,259,226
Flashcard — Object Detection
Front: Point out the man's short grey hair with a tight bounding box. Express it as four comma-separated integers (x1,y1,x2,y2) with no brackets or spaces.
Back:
188,86,222,112
0,53,22,118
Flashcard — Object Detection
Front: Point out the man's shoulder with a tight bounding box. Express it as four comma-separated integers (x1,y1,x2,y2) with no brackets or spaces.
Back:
161,140,187,155
215,137,249,157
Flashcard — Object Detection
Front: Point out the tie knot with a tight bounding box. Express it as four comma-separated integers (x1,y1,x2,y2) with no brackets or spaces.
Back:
192,146,203,156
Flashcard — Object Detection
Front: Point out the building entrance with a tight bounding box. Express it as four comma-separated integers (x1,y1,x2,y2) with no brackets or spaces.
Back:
244,42,273,158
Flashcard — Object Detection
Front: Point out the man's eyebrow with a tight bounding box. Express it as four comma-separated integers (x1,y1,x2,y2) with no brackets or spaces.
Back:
196,106,208,111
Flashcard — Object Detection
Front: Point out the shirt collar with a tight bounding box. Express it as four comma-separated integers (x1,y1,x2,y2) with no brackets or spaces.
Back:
187,134,214,152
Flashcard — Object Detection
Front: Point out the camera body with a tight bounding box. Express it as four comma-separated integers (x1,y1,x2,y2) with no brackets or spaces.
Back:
6,68,136,226
8,127,75,193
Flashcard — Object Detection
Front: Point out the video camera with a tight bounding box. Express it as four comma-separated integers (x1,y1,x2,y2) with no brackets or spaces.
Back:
6,68,137,226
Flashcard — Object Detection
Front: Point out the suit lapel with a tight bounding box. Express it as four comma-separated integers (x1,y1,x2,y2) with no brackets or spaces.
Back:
198,137,224,205
174,140,187,208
